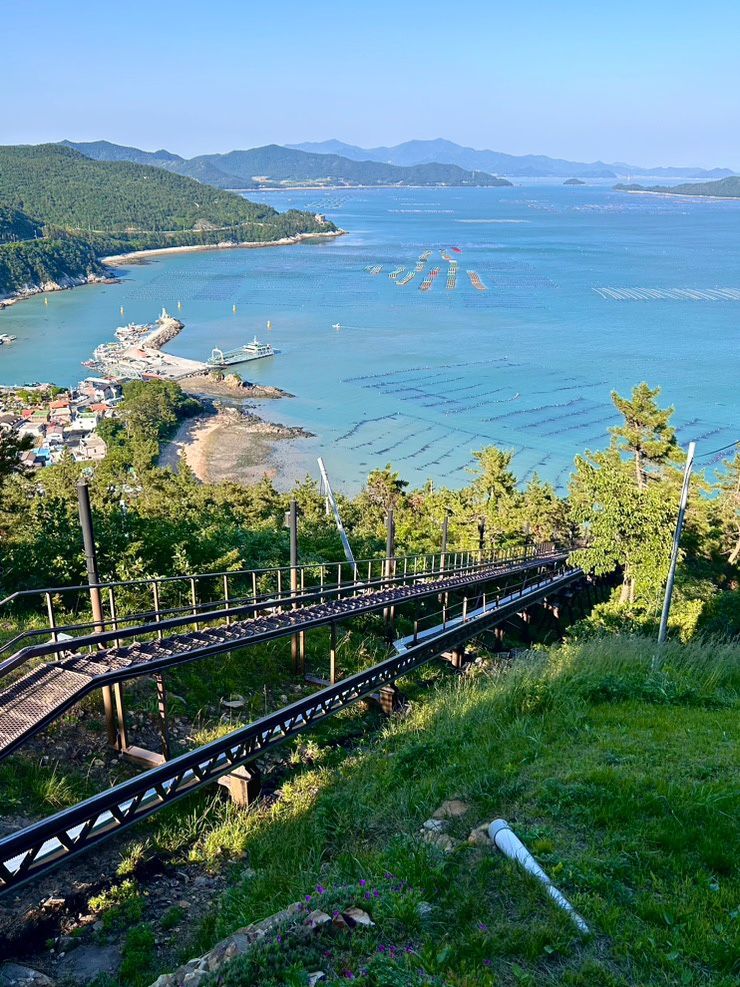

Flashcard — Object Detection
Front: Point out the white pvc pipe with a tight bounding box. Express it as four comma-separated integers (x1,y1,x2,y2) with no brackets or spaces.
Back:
488,819,590,934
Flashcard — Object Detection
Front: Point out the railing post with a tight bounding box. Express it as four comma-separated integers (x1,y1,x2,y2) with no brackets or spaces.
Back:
223,574,231,626
77,479,116,748
190,577,199,631
108,586,128,750
384,508,396,636
329,621,337,685
286,499,303,673
45,592,58,644
440,512,449,572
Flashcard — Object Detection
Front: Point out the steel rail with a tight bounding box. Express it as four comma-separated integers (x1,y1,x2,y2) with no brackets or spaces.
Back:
0,546,544,609
0,552,563,677
0,557,564,761
0,566,582,895
0,549,520,661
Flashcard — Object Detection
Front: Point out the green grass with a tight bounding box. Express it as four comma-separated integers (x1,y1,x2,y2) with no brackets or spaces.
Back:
180,634,738,986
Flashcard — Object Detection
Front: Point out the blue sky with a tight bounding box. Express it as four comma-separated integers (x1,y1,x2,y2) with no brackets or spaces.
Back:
2,0,739,168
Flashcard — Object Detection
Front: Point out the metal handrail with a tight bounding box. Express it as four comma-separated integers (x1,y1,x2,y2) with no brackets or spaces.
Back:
0,546,535,607
0,544,557,665
0,552,564,678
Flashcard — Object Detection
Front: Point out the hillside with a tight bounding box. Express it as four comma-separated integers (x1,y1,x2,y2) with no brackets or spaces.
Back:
615,176,740,198
62,140,512,188
0,144,335,299
0,144,292,232
0,206,43,243
289,138,737,180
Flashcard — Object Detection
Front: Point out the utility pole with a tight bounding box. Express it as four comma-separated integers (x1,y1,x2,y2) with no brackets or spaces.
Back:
657,442,696,646
77,479,116,747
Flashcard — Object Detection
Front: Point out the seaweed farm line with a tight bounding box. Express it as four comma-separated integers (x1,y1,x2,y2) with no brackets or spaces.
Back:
467,271,488,291
593,286,740,301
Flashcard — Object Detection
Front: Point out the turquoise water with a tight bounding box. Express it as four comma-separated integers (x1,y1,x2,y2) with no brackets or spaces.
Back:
1,183,737,491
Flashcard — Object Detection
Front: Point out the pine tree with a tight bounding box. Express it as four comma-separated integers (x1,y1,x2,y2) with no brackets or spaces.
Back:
610,382,678,489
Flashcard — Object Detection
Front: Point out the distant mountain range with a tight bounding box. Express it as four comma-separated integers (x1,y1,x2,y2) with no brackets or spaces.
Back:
60,141,512,189
287,138,736,180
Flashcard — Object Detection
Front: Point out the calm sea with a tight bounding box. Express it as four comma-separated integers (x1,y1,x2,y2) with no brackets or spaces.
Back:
1,183,737,491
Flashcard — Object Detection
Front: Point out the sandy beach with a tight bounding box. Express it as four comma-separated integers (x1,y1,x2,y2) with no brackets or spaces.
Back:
159,407,319,490
101,229,344,266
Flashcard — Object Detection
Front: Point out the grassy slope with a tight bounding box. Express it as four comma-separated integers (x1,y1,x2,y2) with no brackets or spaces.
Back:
189,635,737,987
1,634,736,986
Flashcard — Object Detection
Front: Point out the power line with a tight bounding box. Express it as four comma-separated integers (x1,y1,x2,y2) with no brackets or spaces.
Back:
696,439,739,460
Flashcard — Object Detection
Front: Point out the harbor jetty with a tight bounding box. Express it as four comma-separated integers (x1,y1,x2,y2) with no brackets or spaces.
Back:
84,308,207,381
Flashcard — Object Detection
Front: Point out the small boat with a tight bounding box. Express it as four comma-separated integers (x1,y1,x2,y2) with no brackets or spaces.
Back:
266,320,272,330
232,304,237,314
120,306,125,315
0,333,17,345
207,336,276,367
44,297,48,305
332,323,342,331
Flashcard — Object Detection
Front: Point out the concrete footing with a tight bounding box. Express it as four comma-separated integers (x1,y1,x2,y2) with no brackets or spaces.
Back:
217,764,262,806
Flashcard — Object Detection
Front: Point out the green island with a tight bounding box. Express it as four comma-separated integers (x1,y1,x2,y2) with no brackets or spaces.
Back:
615,175,740,198
0,380,737,986
0,144,336,301
62,140,514,190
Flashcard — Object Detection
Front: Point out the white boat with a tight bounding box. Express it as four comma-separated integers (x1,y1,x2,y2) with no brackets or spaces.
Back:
332,323,342,331
207,336,276,368
0,334,17,345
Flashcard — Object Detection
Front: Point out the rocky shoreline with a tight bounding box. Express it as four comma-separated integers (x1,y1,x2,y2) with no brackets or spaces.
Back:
180,373,292,400
0,270,119,310
0,230,345,310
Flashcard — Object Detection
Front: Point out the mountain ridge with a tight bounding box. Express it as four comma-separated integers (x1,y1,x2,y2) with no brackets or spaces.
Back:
287,138,736,180
61,141,512,188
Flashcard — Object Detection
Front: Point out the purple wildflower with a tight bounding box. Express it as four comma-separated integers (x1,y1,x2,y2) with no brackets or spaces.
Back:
478,922,489,932
305,894,312,903
373,889,380,898
276,934,283,944
316,884,326,894
364,891,371,900
359,879,367,887
484,959,493,967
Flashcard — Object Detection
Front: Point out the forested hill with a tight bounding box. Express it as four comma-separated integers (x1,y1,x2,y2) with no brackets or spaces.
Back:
62,140,512,188
615,176,740,198
187,145,512,187
0,144,334,300
0,144,319,232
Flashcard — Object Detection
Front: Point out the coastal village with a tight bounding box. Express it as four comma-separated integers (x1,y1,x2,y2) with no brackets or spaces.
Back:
0,376,120,469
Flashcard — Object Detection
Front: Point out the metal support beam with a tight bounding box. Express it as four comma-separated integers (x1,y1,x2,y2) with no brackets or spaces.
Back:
318,457,355,566
154,674,170,761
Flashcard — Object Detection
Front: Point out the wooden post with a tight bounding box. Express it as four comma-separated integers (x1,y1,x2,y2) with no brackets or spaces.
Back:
77,479,116,748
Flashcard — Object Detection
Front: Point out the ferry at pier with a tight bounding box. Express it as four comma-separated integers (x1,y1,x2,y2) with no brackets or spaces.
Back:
207,336,276,368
